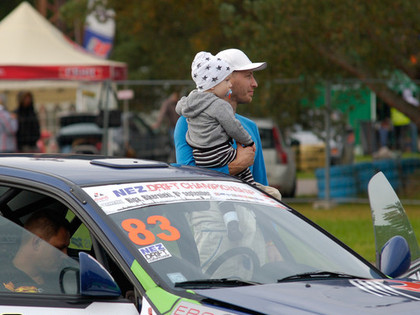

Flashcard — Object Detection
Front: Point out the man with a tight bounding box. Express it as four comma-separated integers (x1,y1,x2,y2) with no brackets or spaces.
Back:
175,49,281,278
174,48,269,186
3,210,71,293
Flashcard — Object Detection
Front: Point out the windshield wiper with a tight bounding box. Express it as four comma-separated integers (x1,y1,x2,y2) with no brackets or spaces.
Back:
174,278,261,289
277,271,360,283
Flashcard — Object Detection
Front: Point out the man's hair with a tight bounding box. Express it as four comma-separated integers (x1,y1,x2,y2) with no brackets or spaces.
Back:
24,209,70,241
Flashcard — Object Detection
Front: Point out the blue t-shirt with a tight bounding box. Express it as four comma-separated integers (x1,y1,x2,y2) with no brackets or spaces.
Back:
174,114,268,185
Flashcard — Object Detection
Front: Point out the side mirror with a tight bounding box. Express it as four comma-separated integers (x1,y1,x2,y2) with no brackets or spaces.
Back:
380,235,411,278
79,252,121,297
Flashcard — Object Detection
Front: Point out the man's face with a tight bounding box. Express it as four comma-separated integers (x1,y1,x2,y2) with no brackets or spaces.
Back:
48,227,70,255
230,70,259,105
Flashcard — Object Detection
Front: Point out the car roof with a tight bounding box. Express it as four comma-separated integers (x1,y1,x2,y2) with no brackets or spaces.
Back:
0,154,235,187
250,117,275,129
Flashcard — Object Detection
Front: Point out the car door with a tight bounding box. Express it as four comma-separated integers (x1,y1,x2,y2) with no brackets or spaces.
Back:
0,183,140,314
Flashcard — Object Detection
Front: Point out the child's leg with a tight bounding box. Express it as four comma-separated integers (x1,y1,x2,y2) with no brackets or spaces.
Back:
236,168,256,186
192,142,235,168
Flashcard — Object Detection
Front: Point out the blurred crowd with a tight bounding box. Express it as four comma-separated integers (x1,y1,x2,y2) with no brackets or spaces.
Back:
0,91,45,153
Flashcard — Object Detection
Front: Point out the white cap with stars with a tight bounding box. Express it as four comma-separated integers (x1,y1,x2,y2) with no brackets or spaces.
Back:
191,51,233,91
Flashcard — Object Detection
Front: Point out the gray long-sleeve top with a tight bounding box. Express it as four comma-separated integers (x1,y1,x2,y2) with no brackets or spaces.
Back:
175,90,253,149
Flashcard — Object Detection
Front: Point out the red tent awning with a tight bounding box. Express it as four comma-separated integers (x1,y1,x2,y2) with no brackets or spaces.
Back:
0,2,127,81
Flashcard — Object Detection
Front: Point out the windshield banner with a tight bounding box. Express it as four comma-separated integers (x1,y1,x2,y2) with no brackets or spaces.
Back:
83,181,283,214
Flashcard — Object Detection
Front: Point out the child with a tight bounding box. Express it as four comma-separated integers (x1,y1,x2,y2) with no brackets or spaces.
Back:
176,51,256,240
176,51,257,184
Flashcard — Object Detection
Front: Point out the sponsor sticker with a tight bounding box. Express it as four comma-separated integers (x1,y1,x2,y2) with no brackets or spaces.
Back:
139,243,172,263
83,181,284,215
167,272,187,284
171,301,236,315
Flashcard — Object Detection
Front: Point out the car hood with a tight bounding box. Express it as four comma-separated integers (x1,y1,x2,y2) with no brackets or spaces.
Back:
195,279,420,314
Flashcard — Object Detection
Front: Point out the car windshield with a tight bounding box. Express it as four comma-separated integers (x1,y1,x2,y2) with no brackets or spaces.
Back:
84,180,380,289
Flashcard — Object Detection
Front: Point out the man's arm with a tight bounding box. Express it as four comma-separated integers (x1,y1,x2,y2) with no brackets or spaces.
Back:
228,145,255,175
174,116,253,174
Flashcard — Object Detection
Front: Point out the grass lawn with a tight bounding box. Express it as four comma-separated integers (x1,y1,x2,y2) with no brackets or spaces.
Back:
287,202,420,264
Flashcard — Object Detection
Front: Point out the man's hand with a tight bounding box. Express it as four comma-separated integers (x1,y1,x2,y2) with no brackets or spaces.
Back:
228,145,255,175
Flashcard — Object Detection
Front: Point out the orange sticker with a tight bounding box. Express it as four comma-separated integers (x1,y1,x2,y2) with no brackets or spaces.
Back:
122,215,180,246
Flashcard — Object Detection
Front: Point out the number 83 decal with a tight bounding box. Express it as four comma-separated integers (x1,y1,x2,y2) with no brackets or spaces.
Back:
121,215,180,246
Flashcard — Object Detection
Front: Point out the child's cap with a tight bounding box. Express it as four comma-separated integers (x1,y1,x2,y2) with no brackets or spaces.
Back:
191,51,233,91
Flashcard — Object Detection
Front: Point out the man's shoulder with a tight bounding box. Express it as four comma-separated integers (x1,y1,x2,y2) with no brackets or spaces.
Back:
235,114,258,128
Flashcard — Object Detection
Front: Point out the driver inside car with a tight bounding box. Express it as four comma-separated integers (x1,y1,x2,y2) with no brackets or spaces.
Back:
1,209,71,293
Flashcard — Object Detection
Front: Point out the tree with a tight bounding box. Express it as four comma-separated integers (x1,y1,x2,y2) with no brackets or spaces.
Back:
20,0,420,127
0,0,35,20
106,0,230,80
219,0,420,126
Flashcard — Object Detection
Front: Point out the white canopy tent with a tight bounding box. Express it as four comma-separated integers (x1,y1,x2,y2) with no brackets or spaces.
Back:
0,2,127,114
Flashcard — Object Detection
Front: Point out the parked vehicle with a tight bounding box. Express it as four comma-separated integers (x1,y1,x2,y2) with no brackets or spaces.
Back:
56,112,172,161
254,118,297,197
0,154,418,313
113,111,172,162
290,127,354,166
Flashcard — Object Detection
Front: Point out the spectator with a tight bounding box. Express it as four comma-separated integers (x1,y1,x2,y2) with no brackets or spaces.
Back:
16,91,40,153
176,51,257,186
0,94,18,153
152,91,180,139
174,48,281,199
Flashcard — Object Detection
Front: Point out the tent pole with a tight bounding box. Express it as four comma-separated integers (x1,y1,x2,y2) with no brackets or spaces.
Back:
101,80,110,155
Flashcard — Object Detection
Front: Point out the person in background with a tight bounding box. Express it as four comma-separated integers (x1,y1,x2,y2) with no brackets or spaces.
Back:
174,48,281,199
175,49,282,272
15,91,40,153
176,51,257,241
152,91,180,138
176,51,257,186
0,93,18,153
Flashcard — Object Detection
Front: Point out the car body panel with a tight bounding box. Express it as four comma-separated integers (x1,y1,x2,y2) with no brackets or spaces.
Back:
196,279,420,314
0,302,138,315
0,156,230,186
368,171,420,279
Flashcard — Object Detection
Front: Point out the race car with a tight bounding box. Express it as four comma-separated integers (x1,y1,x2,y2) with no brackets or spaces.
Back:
0,154,418,314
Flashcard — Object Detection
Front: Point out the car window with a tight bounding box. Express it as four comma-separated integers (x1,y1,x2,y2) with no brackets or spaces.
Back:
0,214,79,294
0,185,134,301
258,128,274,149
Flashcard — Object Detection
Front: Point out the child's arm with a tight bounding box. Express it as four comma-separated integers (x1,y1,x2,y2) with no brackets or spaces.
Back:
174,116,254,175
213,102,254,146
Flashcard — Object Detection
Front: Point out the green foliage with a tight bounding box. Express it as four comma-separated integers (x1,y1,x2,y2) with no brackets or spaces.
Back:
5,0,420,127
0,0,35,20
107,0,228,80
222,0,420,78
